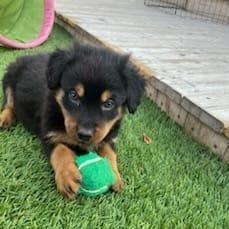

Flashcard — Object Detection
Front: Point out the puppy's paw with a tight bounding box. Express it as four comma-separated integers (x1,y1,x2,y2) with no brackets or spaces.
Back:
0,108,15,128
55,163,82,200
112,177,124,192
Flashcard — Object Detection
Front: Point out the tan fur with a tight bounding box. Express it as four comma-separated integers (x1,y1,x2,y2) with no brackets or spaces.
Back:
98,142,123,192
74,83,85,97
5,87,14,108
93,107,123,144
0,107,15,128
47,104,123,148
46,131,77,146
50,144,81,199
101,90,112,102
55,89,77,137
0,87,15,128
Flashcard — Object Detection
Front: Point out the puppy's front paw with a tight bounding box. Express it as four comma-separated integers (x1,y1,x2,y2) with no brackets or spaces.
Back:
55,163,82,200
0,108,15,128
112,177,124,192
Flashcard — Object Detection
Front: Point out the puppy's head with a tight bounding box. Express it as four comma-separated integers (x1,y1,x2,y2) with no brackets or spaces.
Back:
47,44,145,147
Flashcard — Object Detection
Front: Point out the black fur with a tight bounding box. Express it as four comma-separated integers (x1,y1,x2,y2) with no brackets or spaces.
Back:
2,44,145,156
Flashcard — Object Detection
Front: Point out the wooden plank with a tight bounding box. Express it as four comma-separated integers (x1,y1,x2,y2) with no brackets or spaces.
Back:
145,82,158,101
165,85,182,104
168,100,188,126
145,61,229,74
224,128,229,138
152,90,229,158
198,124,229,157
156,91,169,112
181,97,224,133
184,113,202,139
223,146,229,162
181,97,202,117
184,112,229,158
55,14,104,45
188,93,229,110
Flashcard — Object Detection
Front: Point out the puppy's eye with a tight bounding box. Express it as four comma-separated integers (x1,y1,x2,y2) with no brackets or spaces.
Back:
102,99,115,111
69,90,80,106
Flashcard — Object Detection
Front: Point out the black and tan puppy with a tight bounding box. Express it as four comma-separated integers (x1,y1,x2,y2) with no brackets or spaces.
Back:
0,44,145,199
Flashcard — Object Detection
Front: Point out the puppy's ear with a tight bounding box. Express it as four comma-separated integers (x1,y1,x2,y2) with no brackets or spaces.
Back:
47,49,70,90
120,56,145,113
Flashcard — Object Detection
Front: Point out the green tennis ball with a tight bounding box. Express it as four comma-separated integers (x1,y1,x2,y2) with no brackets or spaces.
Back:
75,151,116,197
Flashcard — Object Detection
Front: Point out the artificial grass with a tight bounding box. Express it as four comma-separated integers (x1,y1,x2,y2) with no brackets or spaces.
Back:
0,24,228,229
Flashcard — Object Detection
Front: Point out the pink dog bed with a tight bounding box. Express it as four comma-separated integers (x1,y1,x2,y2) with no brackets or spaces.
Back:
0,0,55,49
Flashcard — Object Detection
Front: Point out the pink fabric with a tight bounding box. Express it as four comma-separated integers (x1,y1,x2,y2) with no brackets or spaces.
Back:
0,0,55,49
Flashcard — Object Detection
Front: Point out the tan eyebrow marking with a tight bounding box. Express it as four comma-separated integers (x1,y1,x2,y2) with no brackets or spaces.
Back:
101,90,112,102
74,83,85,97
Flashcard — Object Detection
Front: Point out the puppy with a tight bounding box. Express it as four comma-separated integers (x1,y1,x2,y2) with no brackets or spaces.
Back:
0,44,145,199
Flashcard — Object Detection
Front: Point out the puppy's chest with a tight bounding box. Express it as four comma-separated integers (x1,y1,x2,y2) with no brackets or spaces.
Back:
67,145,89,156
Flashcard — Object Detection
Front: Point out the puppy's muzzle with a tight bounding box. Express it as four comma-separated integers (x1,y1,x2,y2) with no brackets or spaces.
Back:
77,127,93,142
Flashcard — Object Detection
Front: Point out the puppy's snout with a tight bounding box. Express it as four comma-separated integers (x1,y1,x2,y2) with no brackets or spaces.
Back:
77,128,93,142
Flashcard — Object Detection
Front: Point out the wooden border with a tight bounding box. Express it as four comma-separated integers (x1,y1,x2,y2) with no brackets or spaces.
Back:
55,12,229,162
146,82,229,162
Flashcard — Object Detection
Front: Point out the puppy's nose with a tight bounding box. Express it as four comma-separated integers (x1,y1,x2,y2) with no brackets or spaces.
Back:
77,128,93,142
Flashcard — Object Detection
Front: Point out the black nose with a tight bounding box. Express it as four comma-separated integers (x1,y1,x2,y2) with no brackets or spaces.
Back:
77,128,93,142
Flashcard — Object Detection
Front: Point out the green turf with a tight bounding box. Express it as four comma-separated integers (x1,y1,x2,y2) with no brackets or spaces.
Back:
0,25,228,229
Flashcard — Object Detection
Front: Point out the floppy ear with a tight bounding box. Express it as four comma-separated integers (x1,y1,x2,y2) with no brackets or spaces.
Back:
46,49,70,90
121,58,146,113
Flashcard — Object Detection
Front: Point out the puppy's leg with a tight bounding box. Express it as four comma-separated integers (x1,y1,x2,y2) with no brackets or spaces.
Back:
98,143,123,192
0,87,16,128
50,144,82,199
